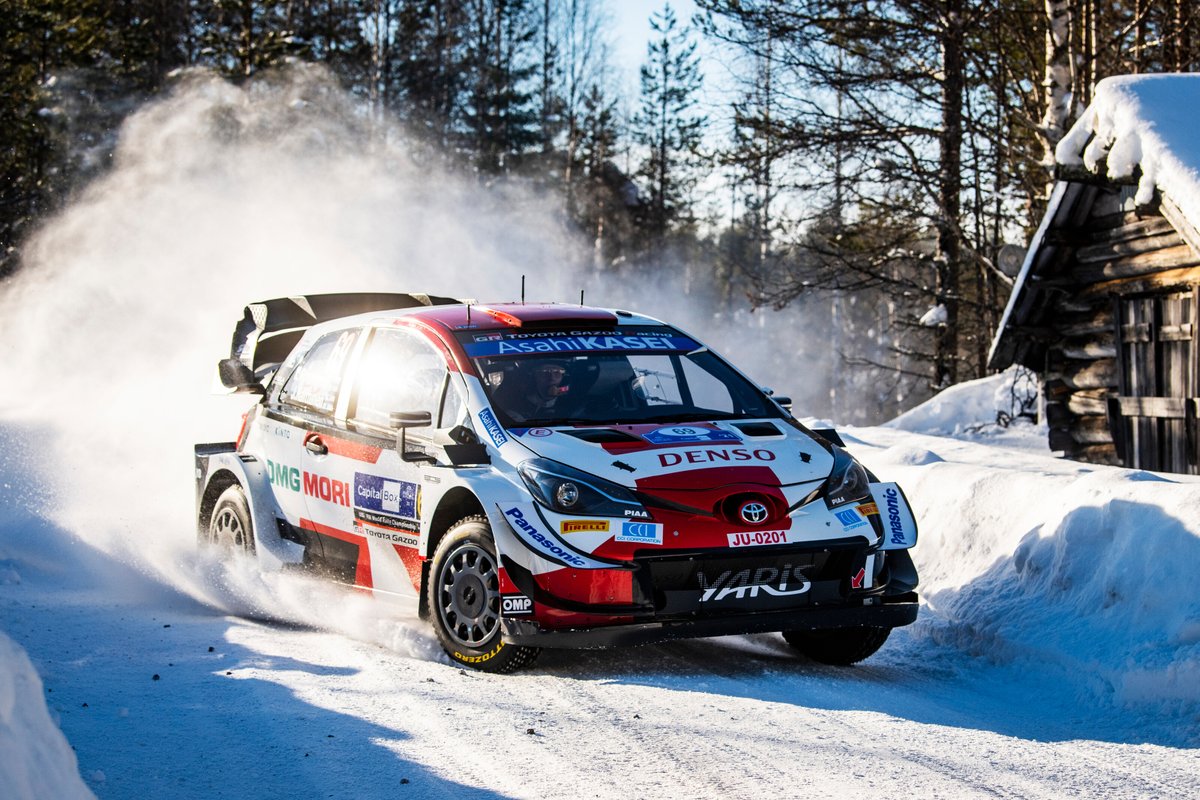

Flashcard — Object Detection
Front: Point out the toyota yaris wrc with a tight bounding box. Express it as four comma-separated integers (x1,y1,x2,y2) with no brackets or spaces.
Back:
195,293,919,672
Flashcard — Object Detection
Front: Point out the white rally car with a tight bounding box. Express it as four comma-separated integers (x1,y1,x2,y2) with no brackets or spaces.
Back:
195,293,918,672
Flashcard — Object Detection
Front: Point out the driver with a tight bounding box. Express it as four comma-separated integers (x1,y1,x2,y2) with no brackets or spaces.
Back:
512,360,569,420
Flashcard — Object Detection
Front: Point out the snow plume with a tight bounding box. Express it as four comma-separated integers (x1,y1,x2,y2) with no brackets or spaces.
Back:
0,64,581,654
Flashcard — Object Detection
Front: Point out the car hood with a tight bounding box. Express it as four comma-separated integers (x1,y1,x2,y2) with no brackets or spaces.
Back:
505,420,835,490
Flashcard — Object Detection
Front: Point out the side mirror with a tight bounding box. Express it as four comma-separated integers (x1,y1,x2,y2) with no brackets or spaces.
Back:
442,425,490,466
390,411,435,463
773,396,793,412
390,411,432,429
217,358,265,394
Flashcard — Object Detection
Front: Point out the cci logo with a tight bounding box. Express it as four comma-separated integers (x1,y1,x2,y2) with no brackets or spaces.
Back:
616,521,663,545
739,501,769,525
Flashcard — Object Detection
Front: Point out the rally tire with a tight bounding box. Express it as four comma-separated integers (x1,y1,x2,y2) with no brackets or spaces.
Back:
781,626,891,666
205,485,256,554
427,516,540,673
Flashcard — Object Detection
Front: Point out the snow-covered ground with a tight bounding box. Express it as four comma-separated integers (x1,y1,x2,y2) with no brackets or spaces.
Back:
2,71,1198,798
2,368,1198,799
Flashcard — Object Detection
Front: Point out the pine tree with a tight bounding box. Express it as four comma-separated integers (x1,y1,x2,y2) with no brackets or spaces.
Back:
632,2,706,246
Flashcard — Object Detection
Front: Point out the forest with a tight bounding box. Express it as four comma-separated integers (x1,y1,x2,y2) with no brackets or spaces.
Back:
4,1,1200,421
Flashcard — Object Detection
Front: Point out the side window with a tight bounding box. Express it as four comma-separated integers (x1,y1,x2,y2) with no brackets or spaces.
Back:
682,358,735,413
440,379,467,428
351,329,449,432
279,329,358,414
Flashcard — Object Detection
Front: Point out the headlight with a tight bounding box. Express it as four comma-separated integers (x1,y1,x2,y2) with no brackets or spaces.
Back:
518,458,650,519
824,447,871,508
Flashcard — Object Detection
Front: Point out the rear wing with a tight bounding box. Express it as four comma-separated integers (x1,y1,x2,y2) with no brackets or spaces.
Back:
217,292,460,392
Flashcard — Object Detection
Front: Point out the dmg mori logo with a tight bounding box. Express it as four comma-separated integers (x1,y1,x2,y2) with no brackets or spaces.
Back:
739,501,769,525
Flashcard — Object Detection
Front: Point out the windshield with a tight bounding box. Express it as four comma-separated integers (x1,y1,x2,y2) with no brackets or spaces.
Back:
456,327,783,427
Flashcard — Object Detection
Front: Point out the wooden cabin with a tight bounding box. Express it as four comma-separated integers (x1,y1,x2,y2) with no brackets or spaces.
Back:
989,75,1200,474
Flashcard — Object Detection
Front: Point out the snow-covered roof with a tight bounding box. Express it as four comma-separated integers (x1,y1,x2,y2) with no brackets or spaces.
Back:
1057,74,1200,221
989,74,1200,371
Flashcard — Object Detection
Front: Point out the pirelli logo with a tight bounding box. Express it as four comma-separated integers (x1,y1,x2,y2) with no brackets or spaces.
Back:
857,502,879,516
560,519,610,534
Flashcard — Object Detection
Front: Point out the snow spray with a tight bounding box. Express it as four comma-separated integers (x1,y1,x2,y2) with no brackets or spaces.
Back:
0,64,824,658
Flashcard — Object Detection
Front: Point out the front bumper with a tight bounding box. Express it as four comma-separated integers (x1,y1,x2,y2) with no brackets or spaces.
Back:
501,594,918,649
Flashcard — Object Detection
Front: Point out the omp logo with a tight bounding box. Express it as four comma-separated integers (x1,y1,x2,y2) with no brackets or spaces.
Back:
884,488,906,544
697,566,811,602
478,408,509,448
560,520,610,534
504,508,585,567
501,595,533,616
657,448,776,467
267,460,300,492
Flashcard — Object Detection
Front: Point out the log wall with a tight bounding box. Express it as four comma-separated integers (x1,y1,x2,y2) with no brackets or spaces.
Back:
1038,194,1194,466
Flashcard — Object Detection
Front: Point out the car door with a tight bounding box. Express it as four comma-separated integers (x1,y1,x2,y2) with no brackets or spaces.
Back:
342,326,462,600
267,327,361,579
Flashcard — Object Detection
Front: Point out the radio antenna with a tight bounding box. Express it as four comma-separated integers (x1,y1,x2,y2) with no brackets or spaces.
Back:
580,290,585,306
521,275,526,304
466,302,471,325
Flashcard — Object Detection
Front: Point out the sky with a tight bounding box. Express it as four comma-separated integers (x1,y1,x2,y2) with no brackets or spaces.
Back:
609,0,705,97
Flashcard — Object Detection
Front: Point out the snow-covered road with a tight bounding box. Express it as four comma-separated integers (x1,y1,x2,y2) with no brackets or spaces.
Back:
3,404,1198,799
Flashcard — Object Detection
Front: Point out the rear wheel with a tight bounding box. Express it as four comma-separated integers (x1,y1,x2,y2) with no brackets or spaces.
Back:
427,516,539,673
205,485,255,554
782,626,891,665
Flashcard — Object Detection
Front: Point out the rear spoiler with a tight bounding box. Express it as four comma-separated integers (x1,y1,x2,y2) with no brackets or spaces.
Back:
217,292,460,392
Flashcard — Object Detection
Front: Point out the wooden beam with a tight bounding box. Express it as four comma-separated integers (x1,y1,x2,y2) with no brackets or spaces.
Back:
1072,243,1200,283
1159,194,1200,258
1075,231,1184,264
1114,395,1194,419
1045,357,1117,390
1082,216,1176,246
1084,265,1200,296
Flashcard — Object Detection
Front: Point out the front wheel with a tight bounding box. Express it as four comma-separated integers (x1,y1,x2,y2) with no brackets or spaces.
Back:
427,516,539,673
782,626,891,665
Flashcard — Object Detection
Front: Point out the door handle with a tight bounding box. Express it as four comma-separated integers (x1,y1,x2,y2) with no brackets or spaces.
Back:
304,434,328,456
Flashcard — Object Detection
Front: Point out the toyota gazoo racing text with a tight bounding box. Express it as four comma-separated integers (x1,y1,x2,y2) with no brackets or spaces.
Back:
194,293,919,672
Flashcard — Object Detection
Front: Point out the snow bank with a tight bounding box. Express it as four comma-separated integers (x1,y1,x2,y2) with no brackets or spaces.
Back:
884,365,1040,438
1057,74,1200,219
0,632,93,800
865,371,1200,713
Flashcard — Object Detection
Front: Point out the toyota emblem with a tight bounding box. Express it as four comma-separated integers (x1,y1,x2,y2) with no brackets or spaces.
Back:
739,501,769,525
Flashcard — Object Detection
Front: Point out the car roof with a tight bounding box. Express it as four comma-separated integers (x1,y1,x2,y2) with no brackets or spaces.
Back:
318,302,669,335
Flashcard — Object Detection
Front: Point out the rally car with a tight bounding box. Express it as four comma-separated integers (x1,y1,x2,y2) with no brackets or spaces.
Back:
195,293,918,672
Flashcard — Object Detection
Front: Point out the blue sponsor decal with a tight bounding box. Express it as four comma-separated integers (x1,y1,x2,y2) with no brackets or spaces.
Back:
504,507,585,567
478,408,509,447
354,473,419,532
884,487,907,545
616,521,663,545
834,508,868,530
465,334,698,357
642,426,741,445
